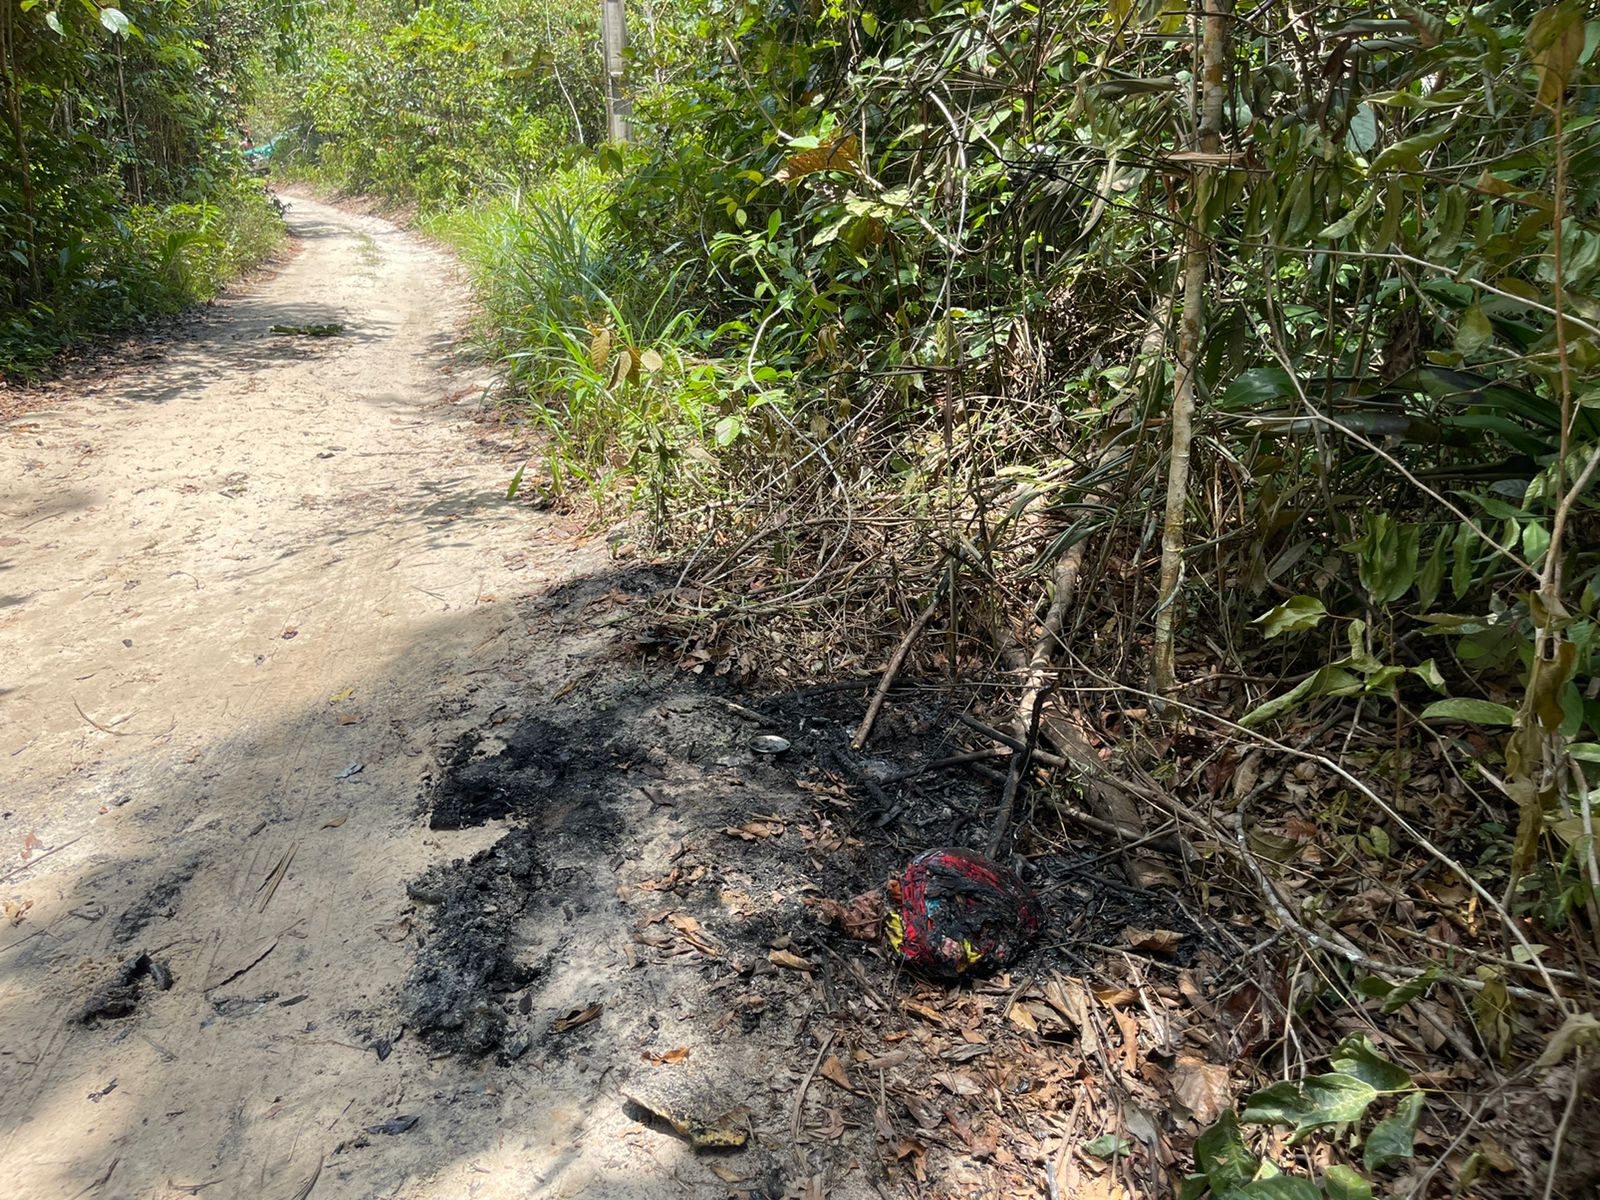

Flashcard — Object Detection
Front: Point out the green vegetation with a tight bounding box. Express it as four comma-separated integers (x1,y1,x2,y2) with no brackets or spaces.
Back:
258,0,604,207
0,0,285,376
8,0,1600,1192
266,2,1600,1192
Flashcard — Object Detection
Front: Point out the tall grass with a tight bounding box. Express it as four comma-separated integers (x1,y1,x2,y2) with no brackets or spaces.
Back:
427,164,724,513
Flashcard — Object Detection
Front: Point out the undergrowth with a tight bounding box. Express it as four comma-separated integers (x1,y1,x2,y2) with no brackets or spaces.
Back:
1,180,284,379
425,164,724,514
253,1,1600,1194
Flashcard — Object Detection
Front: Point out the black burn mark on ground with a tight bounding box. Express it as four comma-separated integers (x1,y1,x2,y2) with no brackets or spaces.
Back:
403,708,633,1058
403,668,1215,1061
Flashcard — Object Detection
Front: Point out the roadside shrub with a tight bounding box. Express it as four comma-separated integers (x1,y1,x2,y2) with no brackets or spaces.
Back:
428,162,720,511
0,179,283,378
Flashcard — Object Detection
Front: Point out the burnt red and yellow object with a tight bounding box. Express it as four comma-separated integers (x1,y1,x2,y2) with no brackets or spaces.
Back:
886,848,1043,977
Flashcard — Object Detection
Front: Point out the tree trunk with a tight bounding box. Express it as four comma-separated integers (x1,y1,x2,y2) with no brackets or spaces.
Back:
1153,0,1233,694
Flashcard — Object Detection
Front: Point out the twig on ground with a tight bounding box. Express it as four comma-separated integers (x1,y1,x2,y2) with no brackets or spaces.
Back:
989,682,1050,856
791,1029,836,1158
853,563,951,750
882,747,1011,784
0,835,85,885
1543,1053,1583,1200
956,714,1066,767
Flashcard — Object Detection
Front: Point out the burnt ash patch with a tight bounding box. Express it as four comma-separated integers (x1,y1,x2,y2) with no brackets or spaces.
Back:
401,670,1211,1067
111,856,200,945
401,830,550,1058
427,713,635,830
404,706,636,1058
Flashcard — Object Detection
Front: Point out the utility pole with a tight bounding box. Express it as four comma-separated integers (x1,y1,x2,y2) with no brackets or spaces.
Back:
602,0,629,143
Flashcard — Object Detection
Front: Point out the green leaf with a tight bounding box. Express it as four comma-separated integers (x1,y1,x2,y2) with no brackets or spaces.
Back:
1324,1164,1375,1200
505,460,528,500
1241,1080,1310,1127
1237,1180,1322,1200
1451,521,1478,600
1254,596,1328,639
1330,1034,1413,1092
1320,183,1379,240
1363,665,1407,697
1363,1091,1424,1171
1420,697,1517,725
1239,667,1363,729
1358,966,1441,1014
98,5,130,34
1221,367,1297,409
1301,1073,1382,1132
1454,304,1493,354
1345,618,1382,674
1346,514,1420,605
45,8,63,33
1522,520,1550,567
1369,122,1452,173
1082,1133,1133,1158
1412,658,1446,693
1345,103,1378,154
1243,1074,1380,1140
713,414,743,447
1417,526,1449,611
1192,1110,1259,1195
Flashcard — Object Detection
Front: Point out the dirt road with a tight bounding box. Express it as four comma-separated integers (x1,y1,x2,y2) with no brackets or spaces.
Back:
0,196,1137,1200
0,195,616,1197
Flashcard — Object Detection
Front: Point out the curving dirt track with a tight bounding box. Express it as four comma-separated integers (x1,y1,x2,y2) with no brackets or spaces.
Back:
0,195,618,1198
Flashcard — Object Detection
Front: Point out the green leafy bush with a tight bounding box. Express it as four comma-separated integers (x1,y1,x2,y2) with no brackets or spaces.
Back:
1,0,286,376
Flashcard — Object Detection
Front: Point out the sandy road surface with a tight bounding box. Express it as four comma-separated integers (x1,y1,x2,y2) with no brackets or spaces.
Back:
0,195,613,1197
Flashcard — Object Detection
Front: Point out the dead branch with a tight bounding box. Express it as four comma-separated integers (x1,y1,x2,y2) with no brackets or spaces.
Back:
852,562,951,750
991,300,1173,851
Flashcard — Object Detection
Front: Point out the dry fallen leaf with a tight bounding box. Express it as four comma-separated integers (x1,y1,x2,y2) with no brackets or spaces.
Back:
1079,1176,1130,1200
666,912,721,957
1007,1002,1040,1034
321,815,348,829
1111,1005,1140,1073
901,998,948,1026
931,1070,981,1097
820,1054,853,1091
327,687,354,704
1123,926,1184,954
644,1046,690,1066
551,1003,603,1033
621,1087,749,1149
1094,986,1138,1007
807,890,885,941
1171,1055,1232,1125
768,948,814,972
